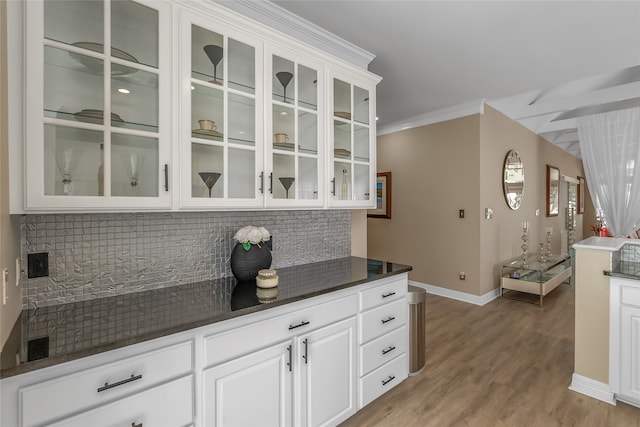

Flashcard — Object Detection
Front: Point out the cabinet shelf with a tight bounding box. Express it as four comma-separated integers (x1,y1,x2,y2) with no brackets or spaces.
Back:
45,110,160,133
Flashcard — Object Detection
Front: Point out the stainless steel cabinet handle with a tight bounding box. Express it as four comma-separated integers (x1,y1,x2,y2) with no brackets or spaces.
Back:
287,345,292,372
303,338,309,364
331,178,336,195
382,375,396,386
97,374,142,393
382,291,396,298
163,164,168,191
259,172,264,194
131,423,143,427
382,345,396,355
381,316,395,324
269,172,273,194
288,320,310,330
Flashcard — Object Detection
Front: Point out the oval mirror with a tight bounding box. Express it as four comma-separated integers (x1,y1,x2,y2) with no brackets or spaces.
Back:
503,150,524,210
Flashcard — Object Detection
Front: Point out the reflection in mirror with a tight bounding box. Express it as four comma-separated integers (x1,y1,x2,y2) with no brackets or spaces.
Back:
503,150,524,210
547,165,560,217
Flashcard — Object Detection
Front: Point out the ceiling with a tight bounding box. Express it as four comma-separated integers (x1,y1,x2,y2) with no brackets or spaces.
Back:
269,0,640,158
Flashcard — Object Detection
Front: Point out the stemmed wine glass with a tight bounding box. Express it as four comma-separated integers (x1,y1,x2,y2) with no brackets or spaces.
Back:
276,71,293,103
203,45,223,84
121,153,145,196
198,172,221,198
279,177,295,199
55,148,83,195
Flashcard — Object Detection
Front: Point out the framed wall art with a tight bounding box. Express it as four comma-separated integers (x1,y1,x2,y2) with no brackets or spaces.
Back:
368,172,391,219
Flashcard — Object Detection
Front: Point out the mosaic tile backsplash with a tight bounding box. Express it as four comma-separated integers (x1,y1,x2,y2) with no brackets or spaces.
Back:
22,210,351,308
620,242,640,263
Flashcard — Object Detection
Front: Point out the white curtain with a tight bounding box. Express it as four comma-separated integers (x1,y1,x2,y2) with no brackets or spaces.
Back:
577,107,640,237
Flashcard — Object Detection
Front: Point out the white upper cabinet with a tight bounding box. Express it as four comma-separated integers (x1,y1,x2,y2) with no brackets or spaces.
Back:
265,46,325,208
179,9,263,209
23,0,172,211
328,71,377,208
14,0,379,212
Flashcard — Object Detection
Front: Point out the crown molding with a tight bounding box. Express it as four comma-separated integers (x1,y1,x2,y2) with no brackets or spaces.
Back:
377,99,486,136
216,0,376,69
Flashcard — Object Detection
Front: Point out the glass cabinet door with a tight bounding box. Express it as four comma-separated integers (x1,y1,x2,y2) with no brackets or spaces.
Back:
330,76,374,207
27,0,170,208
183,14,261,207
267,52,322,206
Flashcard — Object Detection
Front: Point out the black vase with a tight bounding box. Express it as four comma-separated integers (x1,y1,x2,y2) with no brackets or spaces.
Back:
230,242,272,281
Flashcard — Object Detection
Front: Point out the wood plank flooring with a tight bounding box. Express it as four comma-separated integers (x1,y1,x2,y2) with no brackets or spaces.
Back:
340,283,640,427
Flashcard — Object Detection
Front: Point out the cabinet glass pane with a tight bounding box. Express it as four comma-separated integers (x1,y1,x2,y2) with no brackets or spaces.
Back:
111,133,158,197
229,148,255,199
44,46,104,122
298,65,317,111
228,94,255,146
44,1,103,47
273,105,295,151
334,121,351,160
192,25,224,84
112,68,158,132
44,124,102,196
353,164,370,201
273,154,295,200
298,111,317,154
334,79,351,119
192,84,224,141
228,39,255,94
112,1,158,69
334,163,352,201
298,157,318,200
273,56,294,103
192,143,223,198
354,125,369,162
354,86,370,125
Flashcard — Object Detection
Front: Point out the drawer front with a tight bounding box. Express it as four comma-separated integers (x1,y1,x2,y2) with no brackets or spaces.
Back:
359,298,407,344
205,293,357,367
621,284,640,308
48,375,193,427
360,326,407,377
359,353,408,409
359,276,407,311
20,340,193,427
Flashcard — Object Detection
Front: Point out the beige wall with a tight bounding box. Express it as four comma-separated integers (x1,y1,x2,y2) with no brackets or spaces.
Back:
369,115,482,294
369,105,586,296
0,0,22,351
573,247,611,383
350,210,367,258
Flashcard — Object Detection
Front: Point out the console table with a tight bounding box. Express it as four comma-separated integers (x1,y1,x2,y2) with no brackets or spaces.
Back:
500,253,572,307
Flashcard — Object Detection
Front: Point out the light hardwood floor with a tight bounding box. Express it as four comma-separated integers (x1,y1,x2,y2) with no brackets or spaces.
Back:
341,283,640,427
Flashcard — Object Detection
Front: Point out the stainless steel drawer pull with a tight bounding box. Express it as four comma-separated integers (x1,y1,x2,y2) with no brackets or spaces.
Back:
132,423,143,427
287,345,292,372
381,316,395,324
382,345,396,355
303,338,309,364
382,375,396,386
97,374,142,393
382,291,396,298
288,320,310,330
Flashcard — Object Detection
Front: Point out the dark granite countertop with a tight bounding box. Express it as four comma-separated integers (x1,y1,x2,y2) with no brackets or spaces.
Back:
605,260,640,280
0,257,411,379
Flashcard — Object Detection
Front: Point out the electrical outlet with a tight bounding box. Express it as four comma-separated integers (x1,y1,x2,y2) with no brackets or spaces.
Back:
459,271,466,280
28,253,49,278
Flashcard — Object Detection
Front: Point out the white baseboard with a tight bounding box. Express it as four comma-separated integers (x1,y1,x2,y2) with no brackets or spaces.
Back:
409,281,499,306
568,373,616,405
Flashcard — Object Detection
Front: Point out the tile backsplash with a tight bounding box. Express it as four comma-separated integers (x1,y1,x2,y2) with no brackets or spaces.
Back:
22,210,351,308
620,242,640,263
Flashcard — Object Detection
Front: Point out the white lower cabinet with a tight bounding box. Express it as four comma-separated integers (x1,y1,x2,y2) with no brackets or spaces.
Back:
610,277,640,408
48,375,193,427
1,274,410,427
296,317,357,427
203,341,294,427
